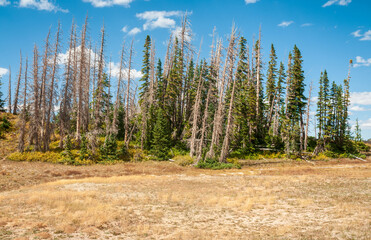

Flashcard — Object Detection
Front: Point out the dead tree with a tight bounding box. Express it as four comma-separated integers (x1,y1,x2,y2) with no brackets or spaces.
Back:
7,66,11,113
124,39,133,147
189,63,204,158
111,43,125,135
219,71,237,163
43,22,61,151
13,51,22,114
206,26,237,159
59,23,75,148
304,81,313,152
39,29,51,150
255,26,262,122
29,45,41,150
76,16,88,141
18,58,28,152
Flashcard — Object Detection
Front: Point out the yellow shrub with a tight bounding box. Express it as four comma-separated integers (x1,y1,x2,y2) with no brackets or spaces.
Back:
7,151,64,163
173,155,194,166
313,153,329,161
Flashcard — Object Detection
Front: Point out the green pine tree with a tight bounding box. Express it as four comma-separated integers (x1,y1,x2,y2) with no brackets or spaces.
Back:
151,108,171,160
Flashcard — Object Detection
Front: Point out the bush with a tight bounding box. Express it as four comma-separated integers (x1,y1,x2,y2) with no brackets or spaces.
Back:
0,116,11,138
173,155,194,166
8,151,64,163
356,142,370,152
196,157,241,170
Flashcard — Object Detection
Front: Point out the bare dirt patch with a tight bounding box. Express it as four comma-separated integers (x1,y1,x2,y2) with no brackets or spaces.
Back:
0,159,370,239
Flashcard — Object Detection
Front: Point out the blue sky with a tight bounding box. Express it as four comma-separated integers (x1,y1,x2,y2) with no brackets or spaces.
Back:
0,0,370,139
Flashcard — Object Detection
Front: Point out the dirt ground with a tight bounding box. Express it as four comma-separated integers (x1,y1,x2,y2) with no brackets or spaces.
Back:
0,157,370,240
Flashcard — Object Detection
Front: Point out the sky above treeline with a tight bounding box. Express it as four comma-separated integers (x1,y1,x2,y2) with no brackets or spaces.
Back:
0,0,370,139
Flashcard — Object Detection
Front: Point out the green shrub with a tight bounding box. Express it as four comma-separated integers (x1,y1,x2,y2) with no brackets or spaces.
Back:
196,157,241,170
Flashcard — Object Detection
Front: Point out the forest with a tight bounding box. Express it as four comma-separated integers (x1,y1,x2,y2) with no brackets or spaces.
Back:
0,14,368,168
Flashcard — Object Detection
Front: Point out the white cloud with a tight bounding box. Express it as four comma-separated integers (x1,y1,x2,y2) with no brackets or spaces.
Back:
353,56,371,68
110,62,143,80
0,67,9,77
0,0,10,6
360,118,371,130
360,30,371,41
322,0,351,7
19,0,68,12
136,11,182,30
244,0,259,4
58,46,97,66
128,27,141,36
278,21,294,28
351,29,371,41
350,92,371,105
350,105,367,111
121,25,128,33
351,29,362,37
171,26,192,42
301,23,313,27
82,0,133,7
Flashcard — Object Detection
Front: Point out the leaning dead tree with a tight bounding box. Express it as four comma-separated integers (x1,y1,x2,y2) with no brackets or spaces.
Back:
13,51,22,114
207,25,237,159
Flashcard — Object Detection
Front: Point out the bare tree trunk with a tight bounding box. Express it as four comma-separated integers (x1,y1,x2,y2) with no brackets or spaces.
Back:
40,29,51,150
59,23,75,148
8,66,11,113
255,26,262,122
43,22,61,151
94,25,106,134
196,87,211,163
219,74,237,163
304,82,313,152
13,51,22,114
18,58,28,152
207,26,237,159
111,43,125,135
125,39,133,148
76,16,88,142
29,45,41,150
189,64,204,158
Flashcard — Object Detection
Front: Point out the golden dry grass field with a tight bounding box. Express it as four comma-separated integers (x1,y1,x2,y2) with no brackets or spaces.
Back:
0,157,370,240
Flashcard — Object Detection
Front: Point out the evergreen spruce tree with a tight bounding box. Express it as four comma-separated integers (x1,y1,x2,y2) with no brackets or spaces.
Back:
151,108,171,160
139,35,151,103
354,118,362,143
266,44,278,120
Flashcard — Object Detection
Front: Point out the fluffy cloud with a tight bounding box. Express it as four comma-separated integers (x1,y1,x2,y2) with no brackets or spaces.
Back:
351,29,371,41
136,11,182,30
171,26,192,42
350,92,371,105
82,0,133,7
244,0,259,4
353,56,371,68
19,0,68,12
0,0,10,6
322,0,351,7
110,62,142,80
360,118,371,130
121,25,128,33
350,105,367,111
0,67,9,77
278,21,294,28
128,27,141,36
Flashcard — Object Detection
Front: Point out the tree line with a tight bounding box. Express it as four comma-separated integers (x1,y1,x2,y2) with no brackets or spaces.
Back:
0,14,360,164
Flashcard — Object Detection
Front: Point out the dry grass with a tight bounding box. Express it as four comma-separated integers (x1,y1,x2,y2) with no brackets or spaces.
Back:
0,160,370,239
